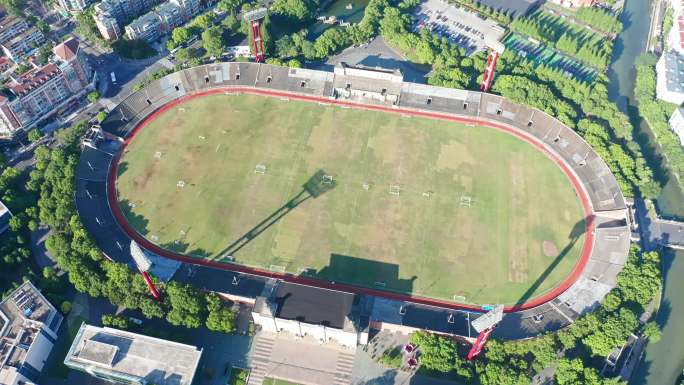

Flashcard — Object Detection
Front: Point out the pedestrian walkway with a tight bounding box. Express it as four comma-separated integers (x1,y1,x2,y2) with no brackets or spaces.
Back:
247,334,276,385
333,350,355,385
247,331,357,385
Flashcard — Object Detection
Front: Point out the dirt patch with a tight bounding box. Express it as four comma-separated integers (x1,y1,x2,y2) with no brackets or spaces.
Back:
542,240,559,257
508,157,528,283
437,140,474,172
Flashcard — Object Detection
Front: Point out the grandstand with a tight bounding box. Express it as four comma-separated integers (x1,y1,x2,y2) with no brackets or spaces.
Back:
77,61,630,340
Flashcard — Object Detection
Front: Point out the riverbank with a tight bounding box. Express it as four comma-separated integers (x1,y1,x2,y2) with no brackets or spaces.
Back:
606,0,684,384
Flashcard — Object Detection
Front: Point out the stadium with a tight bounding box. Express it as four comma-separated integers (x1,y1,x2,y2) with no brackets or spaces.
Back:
76,62,631,340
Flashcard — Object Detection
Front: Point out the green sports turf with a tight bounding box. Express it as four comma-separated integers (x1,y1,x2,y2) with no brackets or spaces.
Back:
116,93,586,305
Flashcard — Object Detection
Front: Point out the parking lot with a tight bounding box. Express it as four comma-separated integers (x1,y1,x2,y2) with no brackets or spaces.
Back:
412,0,505,55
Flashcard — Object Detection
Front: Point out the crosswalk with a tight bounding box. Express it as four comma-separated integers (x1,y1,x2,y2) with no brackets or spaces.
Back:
332,351,355,385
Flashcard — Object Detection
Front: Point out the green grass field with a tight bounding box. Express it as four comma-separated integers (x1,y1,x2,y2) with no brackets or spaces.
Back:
116,93,586,305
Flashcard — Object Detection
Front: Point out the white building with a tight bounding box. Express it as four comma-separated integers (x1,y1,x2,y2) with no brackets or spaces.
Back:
64,323,203,385
655,50,684,104
252,282,369,348
656,0,684,103
125,11,163,41
668,106,684,145
57,0,93,12
0,281,63,385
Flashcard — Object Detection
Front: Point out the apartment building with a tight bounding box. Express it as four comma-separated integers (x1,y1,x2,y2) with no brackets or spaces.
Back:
57,0,93,12
0,26,45,62
93,0,164,40
0,15,29,44
124,11,163,41
0,38,93,138
0,281,63,385
124,0,199,42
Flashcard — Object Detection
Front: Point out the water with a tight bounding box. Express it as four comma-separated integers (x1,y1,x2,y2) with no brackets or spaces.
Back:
607,0,684,384
309,0,370,37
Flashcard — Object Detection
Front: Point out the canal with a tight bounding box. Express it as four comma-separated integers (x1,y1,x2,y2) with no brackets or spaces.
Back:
607,0,684,384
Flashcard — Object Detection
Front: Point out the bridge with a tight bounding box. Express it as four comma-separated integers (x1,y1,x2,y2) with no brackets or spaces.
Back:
632,199,684,251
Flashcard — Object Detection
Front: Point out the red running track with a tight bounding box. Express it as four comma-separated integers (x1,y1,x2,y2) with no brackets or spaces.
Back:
106,86,596,314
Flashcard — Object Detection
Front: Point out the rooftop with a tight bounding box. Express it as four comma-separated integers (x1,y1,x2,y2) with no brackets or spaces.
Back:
9,63,61,96
0,281,61,373
65,324,203,385
53,37,80,62
271,282,356,329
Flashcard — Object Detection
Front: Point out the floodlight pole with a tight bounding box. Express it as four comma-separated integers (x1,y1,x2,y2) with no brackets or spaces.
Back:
480,41,505,93
244,8,268,63
466,304,503,360
130,241,162,301
467,327,494,360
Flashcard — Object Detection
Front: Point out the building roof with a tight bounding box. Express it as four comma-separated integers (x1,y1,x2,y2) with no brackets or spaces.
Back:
273,282,355,329
53,38,80,62
65,324,203,385
9,63,61,96
0,281,62,379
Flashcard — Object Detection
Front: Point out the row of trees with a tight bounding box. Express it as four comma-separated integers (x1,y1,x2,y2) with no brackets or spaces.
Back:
26,121,237,333
376,12,655,199
633,54,684,194
488,51,660,198
404,246,662,385
511,10,612,70
574,7,622,35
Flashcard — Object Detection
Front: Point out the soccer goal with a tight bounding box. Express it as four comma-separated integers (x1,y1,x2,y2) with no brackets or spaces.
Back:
177,180,186,188
389,185,401,196
255,164,267,174
154,151,162,159
322,175,334,184
460,195,472,207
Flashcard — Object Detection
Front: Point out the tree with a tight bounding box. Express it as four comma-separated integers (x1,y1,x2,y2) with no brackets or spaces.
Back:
409,332,458,373
271,0,318,21
171,27,192,47
87,91,100,103
202,27,225,58
96,111,107,123
192,13,216,30
60,301,72,314
222,13,240,33
205,293,237,333
28,128,43,143
102,314,132,329
643,321,662,343
218,0,243,14
35,43,54,65
165,281,205,328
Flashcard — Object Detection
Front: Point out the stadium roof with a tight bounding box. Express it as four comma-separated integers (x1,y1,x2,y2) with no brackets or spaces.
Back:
273,282,355,329
65,323,202,385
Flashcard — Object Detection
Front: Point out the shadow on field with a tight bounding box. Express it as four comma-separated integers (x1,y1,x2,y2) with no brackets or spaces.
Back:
308,254,417,295
117,161,129,178
213,169,336,259
513,218,588,307
119,198,149,235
